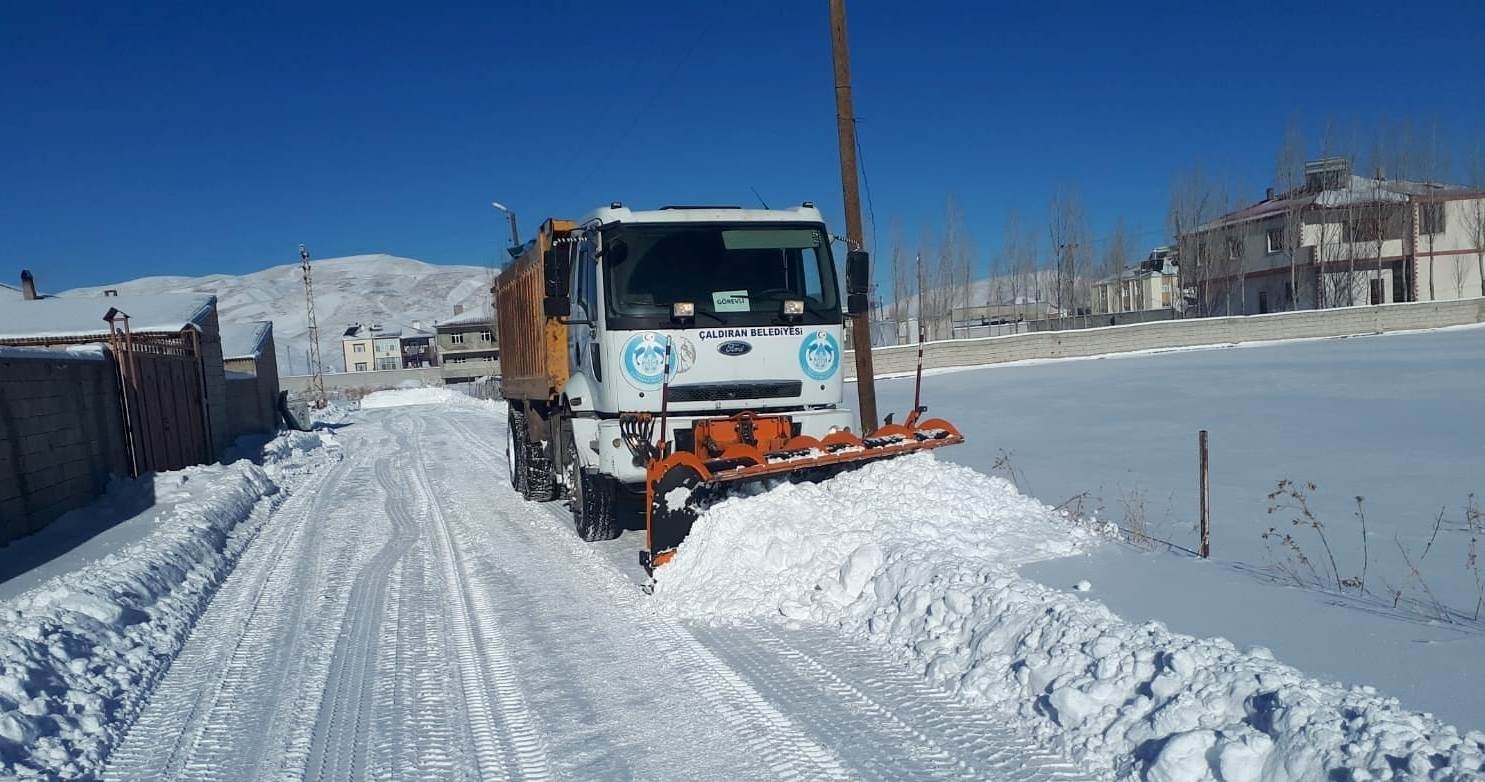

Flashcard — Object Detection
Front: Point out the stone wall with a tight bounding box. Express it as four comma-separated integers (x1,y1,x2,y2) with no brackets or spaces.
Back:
848,297,1485,379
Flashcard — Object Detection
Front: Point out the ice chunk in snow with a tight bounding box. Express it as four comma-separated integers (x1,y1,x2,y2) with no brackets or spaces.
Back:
1074,580,1091,592
1147,730,1218,782
839,544,883,599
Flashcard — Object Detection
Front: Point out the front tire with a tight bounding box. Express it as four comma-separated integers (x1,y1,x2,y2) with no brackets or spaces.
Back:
566,431,619,541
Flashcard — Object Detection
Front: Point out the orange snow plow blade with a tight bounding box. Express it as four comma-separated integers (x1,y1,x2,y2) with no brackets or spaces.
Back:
641,411,962,571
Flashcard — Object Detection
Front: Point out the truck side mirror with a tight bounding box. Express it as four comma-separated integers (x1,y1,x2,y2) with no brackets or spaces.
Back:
543,296,571,318
845,250,870,315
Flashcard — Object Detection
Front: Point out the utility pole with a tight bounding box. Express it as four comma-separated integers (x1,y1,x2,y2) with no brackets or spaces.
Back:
829,0,878,432
299,244,328,409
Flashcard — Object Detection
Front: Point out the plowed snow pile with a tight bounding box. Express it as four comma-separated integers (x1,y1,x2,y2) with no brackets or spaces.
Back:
653,453,1485,781
0,431,336,779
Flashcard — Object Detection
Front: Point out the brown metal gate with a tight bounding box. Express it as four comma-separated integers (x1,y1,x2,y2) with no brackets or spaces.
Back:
107,314,212,475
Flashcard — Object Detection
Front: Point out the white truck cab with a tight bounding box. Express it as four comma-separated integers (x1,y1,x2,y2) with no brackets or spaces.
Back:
558,204,856,485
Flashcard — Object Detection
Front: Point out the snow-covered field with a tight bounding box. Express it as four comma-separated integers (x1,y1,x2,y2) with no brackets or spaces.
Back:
876,326,1485,729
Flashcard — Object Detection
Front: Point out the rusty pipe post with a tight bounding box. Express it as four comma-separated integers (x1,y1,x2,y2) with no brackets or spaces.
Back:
1199,430,1210,558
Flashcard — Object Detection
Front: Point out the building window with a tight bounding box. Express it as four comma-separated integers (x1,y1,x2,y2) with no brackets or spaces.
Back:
1370,278,1385,305
1266,228,1284,254
377,358,399,370
480,330,493,342
1420,202,1446,235
1226,237,1242,262
355,362,368,372
451,333,465,345
354,343,365,353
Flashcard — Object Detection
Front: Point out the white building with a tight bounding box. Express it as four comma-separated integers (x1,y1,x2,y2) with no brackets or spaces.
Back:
1179,158,1485,316
1092,247,1180,315
341,322,405,372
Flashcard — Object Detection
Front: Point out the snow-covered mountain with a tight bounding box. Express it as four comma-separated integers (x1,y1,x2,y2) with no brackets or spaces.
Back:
62,254,494,376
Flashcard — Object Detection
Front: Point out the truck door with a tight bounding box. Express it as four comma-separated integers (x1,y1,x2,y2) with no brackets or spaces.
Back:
568,230,600,381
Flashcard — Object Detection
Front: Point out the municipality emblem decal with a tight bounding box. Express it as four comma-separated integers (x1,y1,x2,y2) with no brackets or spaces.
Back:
623,332,669,385
798,330,840,381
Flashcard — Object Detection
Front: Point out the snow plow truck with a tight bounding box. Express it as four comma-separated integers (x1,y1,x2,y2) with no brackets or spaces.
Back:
494,203,962,572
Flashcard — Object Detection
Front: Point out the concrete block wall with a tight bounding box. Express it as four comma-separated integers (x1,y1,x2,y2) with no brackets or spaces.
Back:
223,329,282,441
224,376,273,440
255,328,281,430
0,351,130,545
848,297,1485,379
196,309,231,455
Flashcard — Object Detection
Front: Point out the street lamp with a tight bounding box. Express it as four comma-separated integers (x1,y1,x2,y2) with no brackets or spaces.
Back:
491,201,520,250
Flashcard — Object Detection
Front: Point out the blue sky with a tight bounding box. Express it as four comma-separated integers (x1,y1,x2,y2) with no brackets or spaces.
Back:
4,1,1484,292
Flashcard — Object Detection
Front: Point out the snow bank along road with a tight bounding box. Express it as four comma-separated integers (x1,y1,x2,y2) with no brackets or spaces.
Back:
95,399,1087,781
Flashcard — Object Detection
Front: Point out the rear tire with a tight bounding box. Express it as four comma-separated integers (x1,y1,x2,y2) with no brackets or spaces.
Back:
509,406,556,501
523,440,557,502
507,408,528,495
567,431,619,541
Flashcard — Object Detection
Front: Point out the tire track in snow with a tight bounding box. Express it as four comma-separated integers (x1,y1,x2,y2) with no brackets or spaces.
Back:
303,454,421,782
402,413,554,781
699,622,1091,781
103,439,356,781
446,406,1089,781
438,410,853,782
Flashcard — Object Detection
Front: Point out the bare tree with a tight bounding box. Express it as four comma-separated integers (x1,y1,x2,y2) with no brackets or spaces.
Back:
1275,120,1308,310
889,220,912,339
1002,210,1040,323
1467,149,1485,298
1169,164,1218,317
1411,122,1452,299
943,195,976,316
1048,188,1090,324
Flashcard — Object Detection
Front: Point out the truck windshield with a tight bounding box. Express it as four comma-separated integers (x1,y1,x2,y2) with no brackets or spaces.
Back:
601,223,840,328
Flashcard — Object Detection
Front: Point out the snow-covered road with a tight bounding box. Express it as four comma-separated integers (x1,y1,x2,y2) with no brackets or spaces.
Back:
102,402,1085,781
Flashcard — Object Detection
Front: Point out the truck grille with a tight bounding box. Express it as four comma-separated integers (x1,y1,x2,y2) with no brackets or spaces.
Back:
667,381,802,403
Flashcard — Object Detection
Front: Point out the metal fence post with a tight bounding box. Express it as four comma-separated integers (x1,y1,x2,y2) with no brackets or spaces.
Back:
1199,429,1211,558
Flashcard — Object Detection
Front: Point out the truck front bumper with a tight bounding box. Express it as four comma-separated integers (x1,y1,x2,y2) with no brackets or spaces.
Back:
580,407,857,485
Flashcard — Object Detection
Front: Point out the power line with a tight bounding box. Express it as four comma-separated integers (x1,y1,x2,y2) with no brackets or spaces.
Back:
854,119,880,257
574,22,714,194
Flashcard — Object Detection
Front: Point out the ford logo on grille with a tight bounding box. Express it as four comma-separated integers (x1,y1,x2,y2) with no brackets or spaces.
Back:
717,340,752,356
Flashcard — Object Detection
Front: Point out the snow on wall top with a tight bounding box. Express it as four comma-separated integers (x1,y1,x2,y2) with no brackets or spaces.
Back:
433,308,495,328
221,320,273,360
0,293,216,340
0,344,108,362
